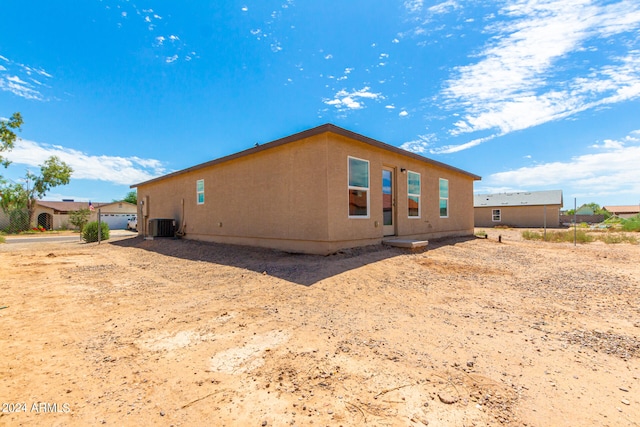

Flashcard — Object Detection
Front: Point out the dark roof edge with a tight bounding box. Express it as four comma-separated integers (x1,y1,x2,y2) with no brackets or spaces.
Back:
131,123,480,188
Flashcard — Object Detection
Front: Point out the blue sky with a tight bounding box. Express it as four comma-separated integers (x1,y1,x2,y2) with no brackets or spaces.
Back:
1,0,639,208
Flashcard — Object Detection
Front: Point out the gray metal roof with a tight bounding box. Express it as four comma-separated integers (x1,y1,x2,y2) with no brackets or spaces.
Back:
474,190,563,207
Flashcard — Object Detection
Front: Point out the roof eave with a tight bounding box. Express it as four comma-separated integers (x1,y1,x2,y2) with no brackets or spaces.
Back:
131,123,481,188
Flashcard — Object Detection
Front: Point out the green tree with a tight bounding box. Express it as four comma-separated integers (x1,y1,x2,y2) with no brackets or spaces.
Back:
24,156,73,226
0,112,23,170
1,156,73,228
567,203,611,219
69,208,91,234
1,114,73,230
122,190,137,204
0,179,28,232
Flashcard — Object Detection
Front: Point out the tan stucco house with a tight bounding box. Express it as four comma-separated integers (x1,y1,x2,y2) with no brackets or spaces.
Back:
34,201,137,230
1,200,137,232
131,124,481,254
474,190,563,228
603,205,640,219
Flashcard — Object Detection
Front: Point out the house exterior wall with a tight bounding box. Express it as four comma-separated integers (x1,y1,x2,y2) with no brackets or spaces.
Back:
137,134,332,253
475,205,561,228
136,131,477,254
324,134,475,249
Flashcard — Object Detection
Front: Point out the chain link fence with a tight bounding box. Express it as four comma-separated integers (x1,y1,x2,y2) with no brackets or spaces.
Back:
0,208,31,234
0,208,81,234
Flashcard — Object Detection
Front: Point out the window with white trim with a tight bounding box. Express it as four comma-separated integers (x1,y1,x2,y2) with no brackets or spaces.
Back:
196,179,205,205
407,171,420,218
492,209,501,222
439,178,449,218
348,156,369,217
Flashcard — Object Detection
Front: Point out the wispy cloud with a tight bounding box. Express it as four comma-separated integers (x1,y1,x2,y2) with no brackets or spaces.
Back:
5,139,166,185
400,133,438,154
404,0,424,14
484,129,640,198
428,0,460,15
0,55,53,101
440,0,640,148
402,133,493,154
323,87,384,112
245,1,296,53
105,3,194,63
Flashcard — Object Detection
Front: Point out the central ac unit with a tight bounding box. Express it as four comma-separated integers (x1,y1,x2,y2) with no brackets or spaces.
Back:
148,218,175,237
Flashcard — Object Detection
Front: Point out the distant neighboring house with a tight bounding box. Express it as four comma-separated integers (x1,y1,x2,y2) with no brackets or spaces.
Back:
575,205,595,215
132,123,481,255
33,201,137,230
474,190,563,228
603,205,640,219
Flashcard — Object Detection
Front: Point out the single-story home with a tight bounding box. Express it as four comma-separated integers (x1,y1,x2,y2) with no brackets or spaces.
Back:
33,201,137,230
131,123,481,255
603,205,640,219
474,190,563,228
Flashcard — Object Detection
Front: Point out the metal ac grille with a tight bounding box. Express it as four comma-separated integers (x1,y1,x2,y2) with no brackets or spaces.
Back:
148,218,175,237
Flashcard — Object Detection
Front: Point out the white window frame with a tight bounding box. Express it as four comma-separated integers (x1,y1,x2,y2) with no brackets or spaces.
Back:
492,209,501,222
348,156,370,219
439,178,449,218
196,179,205,205
407,170,421,219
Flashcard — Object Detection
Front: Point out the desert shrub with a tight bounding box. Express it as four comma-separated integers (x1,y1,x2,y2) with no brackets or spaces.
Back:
475,230,487,238
82,221,110,242
621,215,640,232
522,229,594,243
19,229,38,234
596,233,638,244
0,231,5,244
522,230,543,240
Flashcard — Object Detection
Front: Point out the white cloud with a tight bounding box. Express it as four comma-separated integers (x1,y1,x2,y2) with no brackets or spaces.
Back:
485,130,640,197
0,56,53,100
399,110,409,117
242,6,248,12
5,139,166,185
428,0,460,15
166,55,179,63
441,0,640,145
430,135,495,154
400,133,437,154
323,87,384,112
404,0,424,14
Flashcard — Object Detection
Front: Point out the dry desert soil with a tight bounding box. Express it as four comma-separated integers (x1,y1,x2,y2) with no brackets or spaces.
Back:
1,229,639,426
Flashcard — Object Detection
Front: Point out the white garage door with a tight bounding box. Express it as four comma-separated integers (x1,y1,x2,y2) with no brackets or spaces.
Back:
99,213,133,230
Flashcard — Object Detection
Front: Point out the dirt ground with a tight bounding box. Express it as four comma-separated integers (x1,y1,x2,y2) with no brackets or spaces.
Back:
1,229,639,426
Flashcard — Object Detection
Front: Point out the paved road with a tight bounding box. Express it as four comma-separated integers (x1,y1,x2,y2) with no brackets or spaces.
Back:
4,230,137,244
